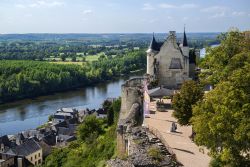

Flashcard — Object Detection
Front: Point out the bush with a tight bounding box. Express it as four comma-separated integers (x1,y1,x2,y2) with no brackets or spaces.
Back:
147,147,163,163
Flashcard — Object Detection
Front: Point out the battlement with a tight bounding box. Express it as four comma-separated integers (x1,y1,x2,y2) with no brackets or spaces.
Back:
122,77,145,88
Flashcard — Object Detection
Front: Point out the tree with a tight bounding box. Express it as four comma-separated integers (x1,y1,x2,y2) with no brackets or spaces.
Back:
107,107,114,125
191,64,250,166
77,115,104,143
82,56,86,62
199,30,249,85
191,30,250,166
172,80,203,126
60,54,66,61
71,55,76,62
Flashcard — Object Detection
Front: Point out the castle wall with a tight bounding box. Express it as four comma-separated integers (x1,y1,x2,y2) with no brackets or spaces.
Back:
182,46,190,76
117,78,144,157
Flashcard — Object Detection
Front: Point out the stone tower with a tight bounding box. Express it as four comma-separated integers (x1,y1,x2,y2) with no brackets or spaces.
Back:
146,33,159,77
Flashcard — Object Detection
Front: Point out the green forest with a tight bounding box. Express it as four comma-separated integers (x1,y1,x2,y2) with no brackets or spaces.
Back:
172,30,250,166
0,51,146,103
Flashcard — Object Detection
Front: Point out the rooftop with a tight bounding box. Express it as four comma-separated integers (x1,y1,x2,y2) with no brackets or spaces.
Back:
57,108,77,113
0,135,12,147
13,138,41,156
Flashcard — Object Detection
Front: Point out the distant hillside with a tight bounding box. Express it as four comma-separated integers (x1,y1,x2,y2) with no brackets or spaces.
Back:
0,33,221,42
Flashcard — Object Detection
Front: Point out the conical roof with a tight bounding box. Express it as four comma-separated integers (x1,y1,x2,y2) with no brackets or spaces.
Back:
147,33,163,53
149,33,158,51
183,27,188,47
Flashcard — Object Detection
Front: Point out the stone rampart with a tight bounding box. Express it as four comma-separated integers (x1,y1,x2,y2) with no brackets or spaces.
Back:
117,77,144,157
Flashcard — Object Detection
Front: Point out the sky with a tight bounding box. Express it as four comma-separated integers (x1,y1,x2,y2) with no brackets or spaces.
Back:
0,0,249,33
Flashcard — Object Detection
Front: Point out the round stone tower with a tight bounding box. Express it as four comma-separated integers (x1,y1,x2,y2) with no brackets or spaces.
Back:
146,33,159,76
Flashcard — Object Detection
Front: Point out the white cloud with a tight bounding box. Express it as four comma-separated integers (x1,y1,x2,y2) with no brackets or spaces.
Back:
201,6,230,19
15,4,26,8
200,6,228,13
83,9,93,15
182,17,189,21
142,3,155,10
232,11,245,16
180,4,198,9
15,1,65,9
158,3,175,9
209,12,226,19
159,3,198,9
166,16,173,20
148,19,158,23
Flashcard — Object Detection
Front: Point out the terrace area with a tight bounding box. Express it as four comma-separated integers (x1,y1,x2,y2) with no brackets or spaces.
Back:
144,99,211,167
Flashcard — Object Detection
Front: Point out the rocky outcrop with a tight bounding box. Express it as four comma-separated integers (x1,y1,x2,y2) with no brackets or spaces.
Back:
109,127,178,167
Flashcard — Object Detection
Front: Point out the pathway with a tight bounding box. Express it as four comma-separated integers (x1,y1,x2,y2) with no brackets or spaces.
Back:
144,99,211,167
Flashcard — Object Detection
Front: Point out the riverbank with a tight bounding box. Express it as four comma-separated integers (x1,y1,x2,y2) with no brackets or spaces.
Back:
0,69,145,105
0,51,146,104
0,73,143,135
0,79,123,135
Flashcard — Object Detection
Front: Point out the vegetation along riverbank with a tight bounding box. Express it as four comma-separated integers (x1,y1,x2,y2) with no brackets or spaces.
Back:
0,50,146,104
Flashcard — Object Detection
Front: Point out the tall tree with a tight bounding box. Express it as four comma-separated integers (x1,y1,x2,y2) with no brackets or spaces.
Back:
172,80,203,126
192,64,250,166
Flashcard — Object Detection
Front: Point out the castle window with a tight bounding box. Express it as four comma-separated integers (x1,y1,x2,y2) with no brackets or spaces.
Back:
169,58,183,69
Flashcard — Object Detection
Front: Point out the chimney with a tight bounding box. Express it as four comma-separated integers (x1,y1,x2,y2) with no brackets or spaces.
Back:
169,31,177,44
17,157,23,167
169,31,176,38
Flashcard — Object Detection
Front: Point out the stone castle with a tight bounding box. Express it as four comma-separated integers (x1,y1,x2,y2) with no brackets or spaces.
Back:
146,29,197,88
113,29,199,166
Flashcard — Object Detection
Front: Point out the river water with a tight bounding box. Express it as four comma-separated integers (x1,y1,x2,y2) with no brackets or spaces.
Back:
0,76,136,136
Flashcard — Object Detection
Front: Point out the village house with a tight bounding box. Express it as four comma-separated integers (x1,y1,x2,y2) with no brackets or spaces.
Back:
52,108,78,124
0,135,14,153
6,138,42,166
0,154,15,167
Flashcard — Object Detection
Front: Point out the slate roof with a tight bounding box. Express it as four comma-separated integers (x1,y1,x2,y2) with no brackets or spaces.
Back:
13,138,41,156
16,133,25,141
0,135,12,148
42,134,56,146
148,34,163,51
57,135,76,142
57,127,75,136
183,29,188,47
148,87,174,97
169,58,183,69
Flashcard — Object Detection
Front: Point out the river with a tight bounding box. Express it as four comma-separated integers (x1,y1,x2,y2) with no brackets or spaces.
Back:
200,44,220,58
0,76,138,136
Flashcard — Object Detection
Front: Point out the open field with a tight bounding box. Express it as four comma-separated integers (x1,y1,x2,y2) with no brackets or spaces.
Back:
50,61,84,66
44,53,102,63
